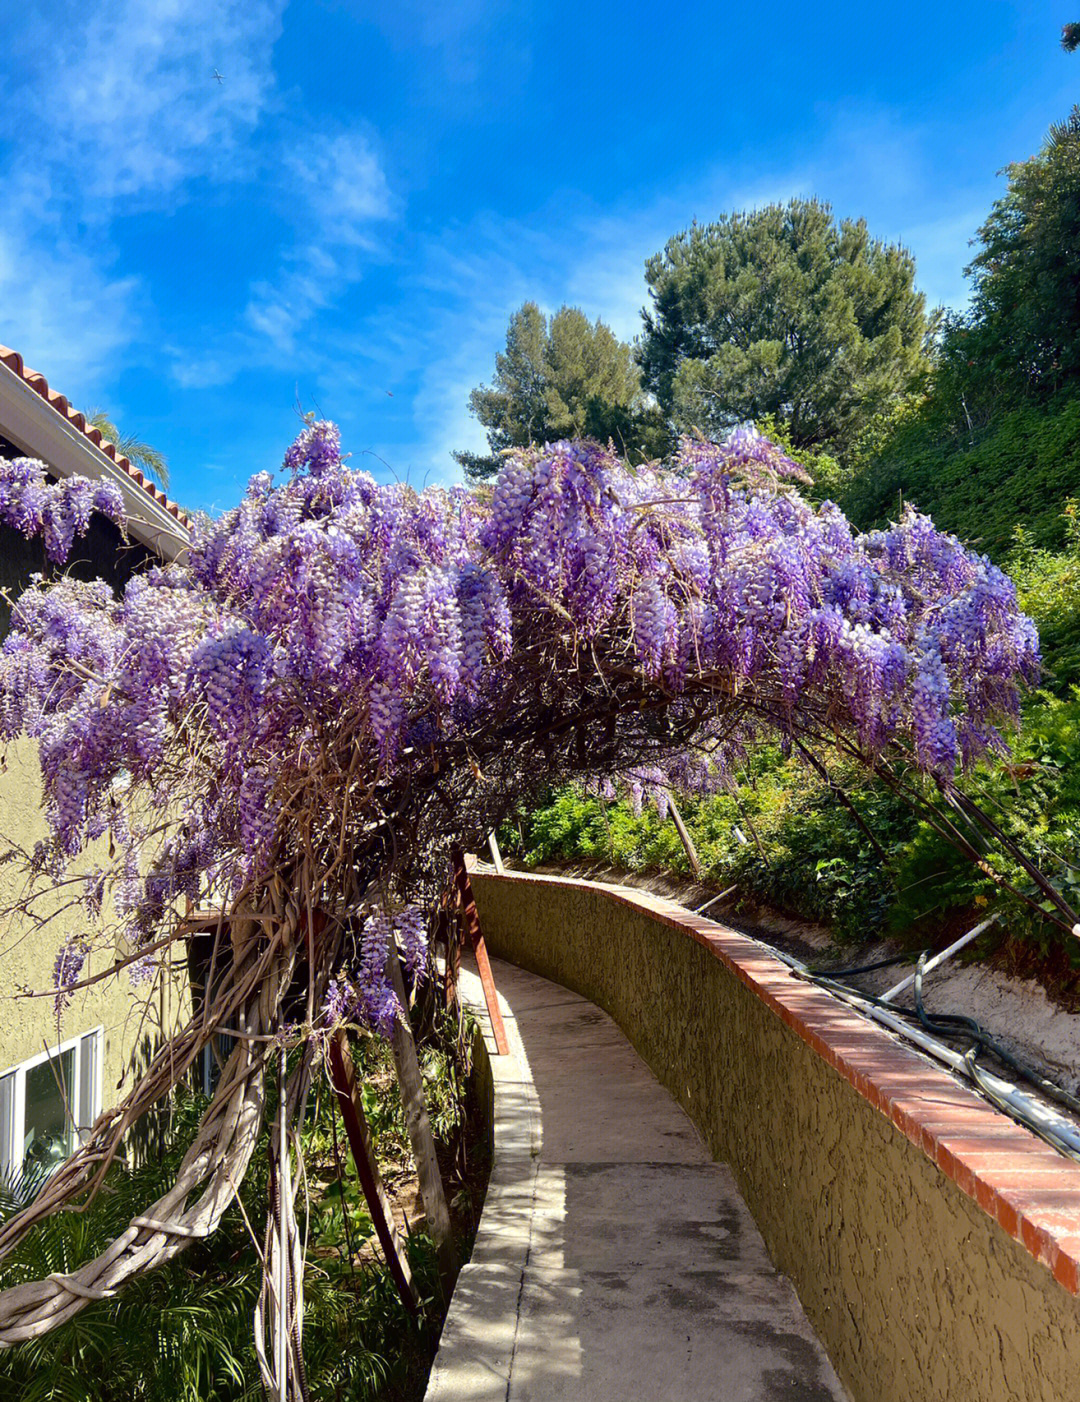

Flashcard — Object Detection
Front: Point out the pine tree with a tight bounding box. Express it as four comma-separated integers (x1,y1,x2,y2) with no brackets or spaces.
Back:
456,303,664,480
639,199,934,457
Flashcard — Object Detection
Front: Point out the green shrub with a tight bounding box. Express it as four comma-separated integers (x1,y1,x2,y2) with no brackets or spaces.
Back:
841,397,1080,558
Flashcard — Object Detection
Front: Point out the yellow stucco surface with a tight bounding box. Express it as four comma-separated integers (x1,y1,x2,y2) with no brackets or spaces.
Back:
472,870,1080,1402
0,739,188,1144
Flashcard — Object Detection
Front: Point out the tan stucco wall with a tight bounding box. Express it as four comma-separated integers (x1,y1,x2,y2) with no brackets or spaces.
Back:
471,870,1080,1402
0,740,189,1128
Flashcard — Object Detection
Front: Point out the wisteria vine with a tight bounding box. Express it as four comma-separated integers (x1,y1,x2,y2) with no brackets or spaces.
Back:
0,425,1048,1035
0,423,1052,1355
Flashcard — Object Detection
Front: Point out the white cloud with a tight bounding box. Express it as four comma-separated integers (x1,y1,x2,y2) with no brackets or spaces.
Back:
285,132,393,244
0,1,287,394
168,351,240,391
16,0,286,207
246,246,338,349
238,130,394,359
0,226,139,398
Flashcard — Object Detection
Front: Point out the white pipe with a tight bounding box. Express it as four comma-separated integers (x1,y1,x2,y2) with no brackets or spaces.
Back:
765,944,1080,1159
696,885,738,915
879,915,998,1004
487,830,505,874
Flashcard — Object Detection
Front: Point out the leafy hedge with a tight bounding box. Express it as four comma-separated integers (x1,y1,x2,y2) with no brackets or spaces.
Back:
507,685,1080,961
840,398,1080,558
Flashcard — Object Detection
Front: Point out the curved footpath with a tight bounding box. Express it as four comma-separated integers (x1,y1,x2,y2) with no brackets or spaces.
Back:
427,957,848,1401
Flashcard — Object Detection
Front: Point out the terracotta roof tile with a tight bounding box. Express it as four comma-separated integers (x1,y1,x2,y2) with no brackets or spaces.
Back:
0,344,188,525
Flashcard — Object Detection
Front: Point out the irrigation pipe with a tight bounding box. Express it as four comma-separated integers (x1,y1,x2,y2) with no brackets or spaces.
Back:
878,915,999,1004
695,885,738,915
486,831,505,874
763,944,1080,1162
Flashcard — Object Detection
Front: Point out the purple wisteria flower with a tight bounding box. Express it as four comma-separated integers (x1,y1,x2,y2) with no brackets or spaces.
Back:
0,419,1042,1032
0,457,124,562
53,938,89,1017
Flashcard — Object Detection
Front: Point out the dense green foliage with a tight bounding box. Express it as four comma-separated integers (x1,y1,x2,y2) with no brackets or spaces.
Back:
638,199,933,456
0,1027,479,1402
1003,505,1080,693
840,110,1080,554
944,109,1080,415
455,301,664,479
839,397,1080,557
506,754,918,941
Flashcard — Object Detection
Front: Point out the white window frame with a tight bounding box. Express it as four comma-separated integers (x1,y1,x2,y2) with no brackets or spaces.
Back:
0,1026,103,1182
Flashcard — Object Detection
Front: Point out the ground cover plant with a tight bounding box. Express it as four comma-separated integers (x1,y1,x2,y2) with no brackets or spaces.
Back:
0,1021,483,1402
0,421,1062,1395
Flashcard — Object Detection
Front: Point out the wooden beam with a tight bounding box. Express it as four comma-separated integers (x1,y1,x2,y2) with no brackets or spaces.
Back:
450,846,510,1056
666,790,703,879
328,1031,420,1315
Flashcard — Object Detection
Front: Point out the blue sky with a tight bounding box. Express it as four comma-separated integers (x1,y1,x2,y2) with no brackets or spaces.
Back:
1,1,1076,511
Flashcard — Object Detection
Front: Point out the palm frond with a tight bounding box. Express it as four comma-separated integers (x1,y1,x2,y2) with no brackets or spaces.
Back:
87,410,170,491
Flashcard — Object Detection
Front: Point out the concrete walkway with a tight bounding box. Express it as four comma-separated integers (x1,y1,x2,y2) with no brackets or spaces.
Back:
427,957,849,1402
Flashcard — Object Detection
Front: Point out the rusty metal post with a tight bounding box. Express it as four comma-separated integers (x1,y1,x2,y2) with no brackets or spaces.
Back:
449,845,509,1056
328,1030,420,1315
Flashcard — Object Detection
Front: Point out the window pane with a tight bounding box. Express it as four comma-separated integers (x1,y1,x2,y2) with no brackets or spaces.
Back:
23,1050,75,1176
77,1031,100,1137
0,1073,14,1181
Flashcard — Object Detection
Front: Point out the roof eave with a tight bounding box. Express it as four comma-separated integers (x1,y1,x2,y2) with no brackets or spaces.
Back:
0,359,189,563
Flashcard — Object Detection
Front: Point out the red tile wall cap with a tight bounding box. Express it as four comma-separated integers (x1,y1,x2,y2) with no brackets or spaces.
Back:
475,866,1080,1297
0,344,188,525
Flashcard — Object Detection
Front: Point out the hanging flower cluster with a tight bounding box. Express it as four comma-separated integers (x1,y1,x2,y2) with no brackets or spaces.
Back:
0,422,1038,1014
0,457,124,562
319,907,427,1035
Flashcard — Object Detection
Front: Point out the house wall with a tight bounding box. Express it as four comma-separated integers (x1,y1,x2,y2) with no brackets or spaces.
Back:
0,514,184,1155
0,740,190,1139
470,868,1080,1402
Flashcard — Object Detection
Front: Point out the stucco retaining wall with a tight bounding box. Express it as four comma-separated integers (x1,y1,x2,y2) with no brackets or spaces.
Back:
470,867,1080,1402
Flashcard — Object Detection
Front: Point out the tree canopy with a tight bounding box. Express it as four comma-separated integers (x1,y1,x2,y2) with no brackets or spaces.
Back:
456,301,664,479
938,108,1080,414
638,199,935,457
